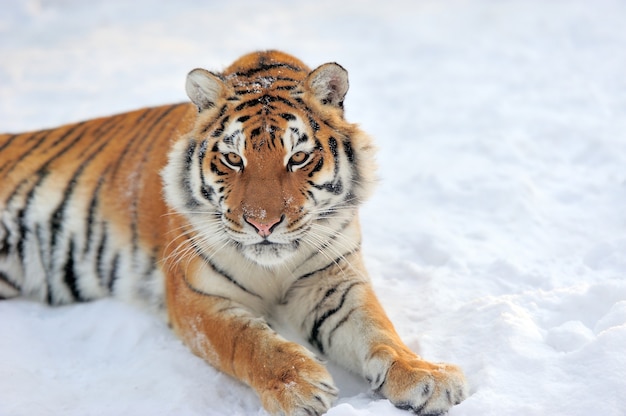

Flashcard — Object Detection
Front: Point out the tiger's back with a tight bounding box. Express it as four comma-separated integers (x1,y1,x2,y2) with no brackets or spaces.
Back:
0,103,195,309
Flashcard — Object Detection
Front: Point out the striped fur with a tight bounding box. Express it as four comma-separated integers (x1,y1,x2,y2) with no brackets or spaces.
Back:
0,51,467,415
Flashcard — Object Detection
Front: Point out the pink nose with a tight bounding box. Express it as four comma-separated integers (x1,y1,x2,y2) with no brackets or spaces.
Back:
244,216,283,238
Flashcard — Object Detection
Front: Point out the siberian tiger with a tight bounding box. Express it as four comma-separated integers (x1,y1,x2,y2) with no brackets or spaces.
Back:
0,51,468,415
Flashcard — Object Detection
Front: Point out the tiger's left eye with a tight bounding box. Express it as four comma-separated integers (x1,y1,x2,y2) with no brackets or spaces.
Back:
224,152,244,170
288,151,309,169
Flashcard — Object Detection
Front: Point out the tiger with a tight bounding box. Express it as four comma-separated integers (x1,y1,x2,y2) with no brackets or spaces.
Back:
0,50,468,415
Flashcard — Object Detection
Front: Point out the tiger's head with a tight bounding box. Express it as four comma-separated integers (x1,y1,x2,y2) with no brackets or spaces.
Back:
163,51,376,268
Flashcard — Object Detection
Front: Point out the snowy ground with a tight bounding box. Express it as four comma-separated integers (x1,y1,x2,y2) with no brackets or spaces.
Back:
1,0,626,415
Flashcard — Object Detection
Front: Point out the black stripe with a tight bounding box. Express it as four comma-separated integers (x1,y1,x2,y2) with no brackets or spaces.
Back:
307,136,344,195
328,137,339,166
309,282,362,353
326,307,357,348
234,88,254,95
233,62,303,79
96,224,108,284
308,158,324,178
234,76,300,93
15,207,28,264
313,137,324,152
108,253,120,292
198,140,215,202
268,124,278,149
222,129,241,145
234,97,264,112
0,223,10,256
185,139,197,165
35,224,51,282
0,131,48,177
300,225,359,273
204,255,261,299
84,169,109,255
0,134,18,152
92,113,124,137
46,282,53,305
182,273,231,301
250,126,262,139
188,237,261,299
274,76,300,83
198,140,208,165
306,189,317,205
271,94,298,109
0,270,20,291
234,94,297,113
308,116,320,132
200,105,228,134
36,224,54,303
47,121,89,150
201,183,215,202
63,239,82,301
14,166,50,263
295,99,338,133
343,139,355,163
210,115,230,138
342,191,358,208
144,251,158,279
295,131,309,147
141,252,158,294
198,140,212,201
182,139,203,209
296,251,352,281
308,179,343,195
210,160,228,176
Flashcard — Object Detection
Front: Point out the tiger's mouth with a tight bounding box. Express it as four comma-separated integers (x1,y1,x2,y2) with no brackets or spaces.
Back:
240,239,301,267
220,213,310,267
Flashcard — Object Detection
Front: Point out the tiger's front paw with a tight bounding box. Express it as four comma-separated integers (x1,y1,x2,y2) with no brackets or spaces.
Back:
258,347,338,416
367,349,468,415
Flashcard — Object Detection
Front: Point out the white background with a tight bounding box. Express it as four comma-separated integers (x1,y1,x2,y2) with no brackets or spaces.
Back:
1,1,625,415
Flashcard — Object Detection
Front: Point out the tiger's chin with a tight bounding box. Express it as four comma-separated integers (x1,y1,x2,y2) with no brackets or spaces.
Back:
240,240,300,268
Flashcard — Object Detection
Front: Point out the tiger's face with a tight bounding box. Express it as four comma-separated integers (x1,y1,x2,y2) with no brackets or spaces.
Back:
163,51,376,267
208,114,329,266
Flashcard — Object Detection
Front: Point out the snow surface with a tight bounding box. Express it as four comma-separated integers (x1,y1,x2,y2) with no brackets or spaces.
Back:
1,0,626,415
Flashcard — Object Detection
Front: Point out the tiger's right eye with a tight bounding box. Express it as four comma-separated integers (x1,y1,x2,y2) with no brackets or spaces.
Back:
223,152,244,170
290,151,308,165
287,151,311,171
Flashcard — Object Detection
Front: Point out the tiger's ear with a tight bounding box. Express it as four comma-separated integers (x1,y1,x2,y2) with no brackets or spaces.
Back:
306,63,349,109
185,68,226,111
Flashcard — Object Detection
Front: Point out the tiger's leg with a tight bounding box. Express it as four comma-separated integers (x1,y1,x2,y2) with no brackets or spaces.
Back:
284,262,469,415
165,267,338,416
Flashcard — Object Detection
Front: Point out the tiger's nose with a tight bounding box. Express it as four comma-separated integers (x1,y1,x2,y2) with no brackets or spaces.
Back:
244,215,284,238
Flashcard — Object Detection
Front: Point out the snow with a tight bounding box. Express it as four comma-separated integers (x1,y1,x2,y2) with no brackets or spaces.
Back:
1,0,625,415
